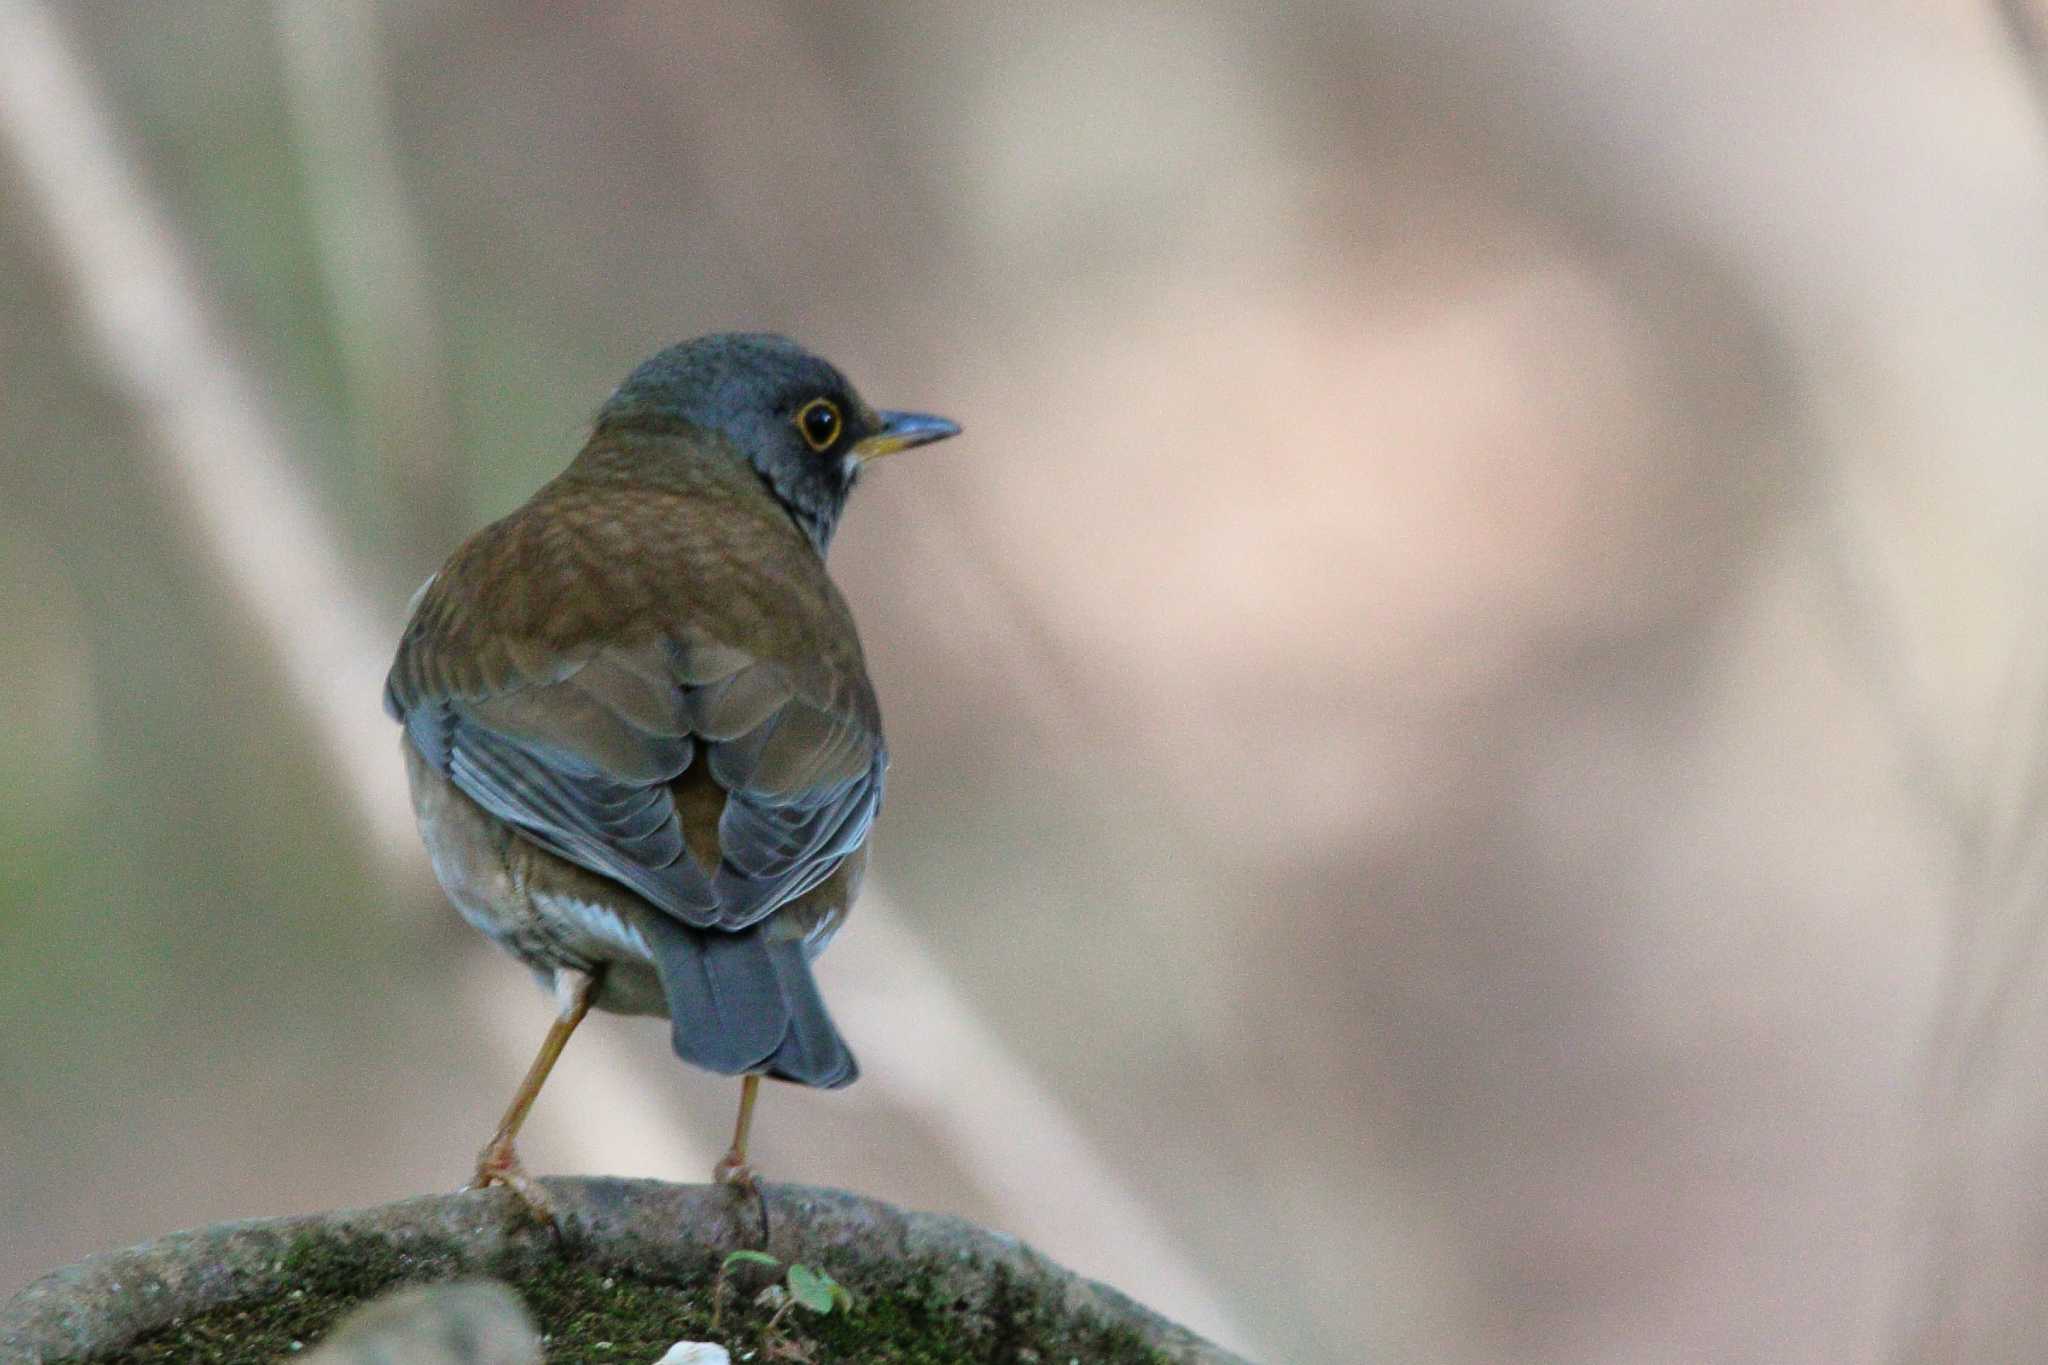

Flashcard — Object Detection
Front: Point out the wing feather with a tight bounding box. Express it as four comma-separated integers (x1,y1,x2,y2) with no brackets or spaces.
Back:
386,483,885,934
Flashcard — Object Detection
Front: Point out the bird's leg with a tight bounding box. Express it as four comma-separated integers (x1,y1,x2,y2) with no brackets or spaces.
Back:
468,967,598,1219
713,1073,763,1189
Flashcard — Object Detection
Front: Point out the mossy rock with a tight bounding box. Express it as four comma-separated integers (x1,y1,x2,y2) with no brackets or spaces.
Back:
0,1178,1248,1364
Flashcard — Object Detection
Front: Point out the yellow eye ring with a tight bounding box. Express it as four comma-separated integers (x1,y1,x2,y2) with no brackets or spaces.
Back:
795,398,843,452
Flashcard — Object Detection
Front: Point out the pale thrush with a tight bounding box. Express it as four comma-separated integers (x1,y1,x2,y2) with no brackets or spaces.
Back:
384,333,959,1205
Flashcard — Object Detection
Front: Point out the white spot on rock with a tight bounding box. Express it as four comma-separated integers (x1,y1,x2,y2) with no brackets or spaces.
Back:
652,1343,732,1365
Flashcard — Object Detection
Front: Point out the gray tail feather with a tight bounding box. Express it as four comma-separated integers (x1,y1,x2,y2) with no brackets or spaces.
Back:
645,918,858,1089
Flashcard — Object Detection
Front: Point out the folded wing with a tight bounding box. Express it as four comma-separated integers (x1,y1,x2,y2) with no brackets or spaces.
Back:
386,577,885,936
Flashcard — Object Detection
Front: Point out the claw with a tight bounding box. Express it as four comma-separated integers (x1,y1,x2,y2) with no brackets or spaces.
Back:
468,1140,558,1228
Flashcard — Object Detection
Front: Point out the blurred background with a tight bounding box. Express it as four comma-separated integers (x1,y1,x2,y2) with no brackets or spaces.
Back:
3,2,2046,1361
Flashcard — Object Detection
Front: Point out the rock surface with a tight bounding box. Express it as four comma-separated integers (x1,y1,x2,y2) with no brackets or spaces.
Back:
0,1179,1249,1363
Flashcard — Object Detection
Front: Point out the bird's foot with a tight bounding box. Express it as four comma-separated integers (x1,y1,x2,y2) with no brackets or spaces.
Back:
714,1150,771,1243
466,1139,557,1228
712,1149,758,1192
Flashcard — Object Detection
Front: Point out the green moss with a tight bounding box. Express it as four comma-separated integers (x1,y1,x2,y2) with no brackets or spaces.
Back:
101,1231,473,1364
94,1231,1174,1364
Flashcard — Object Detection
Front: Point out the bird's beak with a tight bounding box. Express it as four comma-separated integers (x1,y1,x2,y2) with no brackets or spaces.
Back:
852,410,961,463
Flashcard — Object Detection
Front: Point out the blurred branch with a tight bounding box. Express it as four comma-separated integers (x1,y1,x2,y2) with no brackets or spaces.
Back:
1947,629,2048,1083
825,909,1244,1340
0,0,697,1182
1829,495,2048,1362
0,7,1244,1349
0,0,413,861
1997,0,2048,131
1810,479,2048,1090
273,0,466,571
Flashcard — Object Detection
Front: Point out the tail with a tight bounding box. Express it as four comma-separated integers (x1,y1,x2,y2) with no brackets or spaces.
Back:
643,918,858,1089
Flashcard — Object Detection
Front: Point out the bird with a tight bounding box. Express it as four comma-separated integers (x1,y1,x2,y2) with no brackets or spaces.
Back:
384,333,959,1210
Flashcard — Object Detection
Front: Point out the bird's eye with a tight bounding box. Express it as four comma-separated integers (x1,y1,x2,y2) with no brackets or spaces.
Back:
796,398,842,452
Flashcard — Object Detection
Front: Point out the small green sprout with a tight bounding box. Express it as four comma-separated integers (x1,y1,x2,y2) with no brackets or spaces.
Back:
721,1250,781,1274
784,1262,853,1315
712,1249,855,1340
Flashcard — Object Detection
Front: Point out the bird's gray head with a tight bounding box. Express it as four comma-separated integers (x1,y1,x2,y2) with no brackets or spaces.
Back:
597,332,959,551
